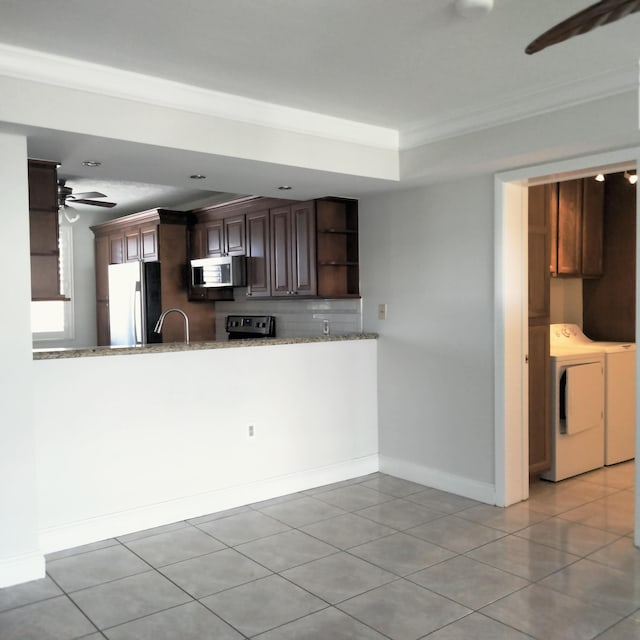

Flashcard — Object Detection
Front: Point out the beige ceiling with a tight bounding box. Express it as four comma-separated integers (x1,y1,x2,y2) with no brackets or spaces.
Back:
1,0,639,211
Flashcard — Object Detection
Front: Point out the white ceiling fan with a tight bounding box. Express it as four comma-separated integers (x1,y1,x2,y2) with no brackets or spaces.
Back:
58,179,117,223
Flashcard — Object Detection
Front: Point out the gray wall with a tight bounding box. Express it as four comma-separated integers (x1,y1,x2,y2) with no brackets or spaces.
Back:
360,177,495,487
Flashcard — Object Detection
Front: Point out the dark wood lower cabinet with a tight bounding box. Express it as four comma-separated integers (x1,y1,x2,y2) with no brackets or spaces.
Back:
528,323,551,475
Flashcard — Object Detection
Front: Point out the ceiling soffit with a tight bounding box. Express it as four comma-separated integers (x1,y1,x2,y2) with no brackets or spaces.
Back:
0,43,636,154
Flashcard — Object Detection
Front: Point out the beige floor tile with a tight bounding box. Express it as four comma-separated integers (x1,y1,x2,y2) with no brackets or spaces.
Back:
465,535,580,581
515,517,620,556
481,584,623,639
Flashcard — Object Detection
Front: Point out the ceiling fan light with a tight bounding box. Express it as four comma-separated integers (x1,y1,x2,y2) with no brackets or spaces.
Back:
61,206,80,224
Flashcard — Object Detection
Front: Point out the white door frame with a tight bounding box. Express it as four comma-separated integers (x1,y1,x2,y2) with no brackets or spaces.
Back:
494,148,640,524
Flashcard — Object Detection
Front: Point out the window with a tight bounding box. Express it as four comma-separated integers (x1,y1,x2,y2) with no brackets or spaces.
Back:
31,224,75,342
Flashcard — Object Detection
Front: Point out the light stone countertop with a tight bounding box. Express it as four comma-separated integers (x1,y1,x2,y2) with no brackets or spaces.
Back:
33,333,378,360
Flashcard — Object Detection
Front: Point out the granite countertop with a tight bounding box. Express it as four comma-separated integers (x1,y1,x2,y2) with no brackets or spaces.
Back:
33,333,378,360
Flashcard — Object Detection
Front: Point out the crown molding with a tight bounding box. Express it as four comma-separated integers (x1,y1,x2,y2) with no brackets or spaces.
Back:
0,43,398,150
0,43,636,156
399,63,640,150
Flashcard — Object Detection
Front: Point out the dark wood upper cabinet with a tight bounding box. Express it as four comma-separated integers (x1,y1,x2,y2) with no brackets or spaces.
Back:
224,215,246,256
583,172,636,342
316,198,359,298
270,205,293,296
190,214,246,259
28,159,63,301
557,180,582,276
290,201,317,296
189,195,358,299
270,201,317,297
581,178,605,277
552,178,604,278
205,220,223,257
528,184,552,320
245,209,271,298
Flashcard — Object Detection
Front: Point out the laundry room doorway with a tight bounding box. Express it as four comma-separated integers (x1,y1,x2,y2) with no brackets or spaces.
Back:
494,147,640,546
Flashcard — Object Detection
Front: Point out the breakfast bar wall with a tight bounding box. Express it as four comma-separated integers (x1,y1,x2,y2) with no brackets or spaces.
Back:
32,338,378,553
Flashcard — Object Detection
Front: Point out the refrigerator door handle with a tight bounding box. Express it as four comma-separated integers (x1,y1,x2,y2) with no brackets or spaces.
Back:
134,281,143,345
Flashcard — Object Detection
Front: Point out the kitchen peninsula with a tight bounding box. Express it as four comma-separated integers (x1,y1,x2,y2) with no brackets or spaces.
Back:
32,333,378,555
33,332,377,359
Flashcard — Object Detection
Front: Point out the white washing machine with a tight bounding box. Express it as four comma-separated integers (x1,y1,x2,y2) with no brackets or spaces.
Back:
550,324,635,465
543,337,605,482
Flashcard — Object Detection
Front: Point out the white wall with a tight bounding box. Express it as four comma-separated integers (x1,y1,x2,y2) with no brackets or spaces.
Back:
0,133,44,587
359,176,496,502
32,339,378,552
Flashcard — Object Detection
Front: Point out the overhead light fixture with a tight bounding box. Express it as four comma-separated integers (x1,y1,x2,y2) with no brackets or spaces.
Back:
595,173,605,182
61,207,80,224
278,185,292,191
190,174,206,180
454,0,494,18
624,170,638,185
82,160,101,167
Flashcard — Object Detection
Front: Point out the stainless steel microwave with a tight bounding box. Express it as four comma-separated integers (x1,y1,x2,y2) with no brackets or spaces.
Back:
190,256,246,288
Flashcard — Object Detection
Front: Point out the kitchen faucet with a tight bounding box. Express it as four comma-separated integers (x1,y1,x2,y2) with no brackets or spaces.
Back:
154,308,190,345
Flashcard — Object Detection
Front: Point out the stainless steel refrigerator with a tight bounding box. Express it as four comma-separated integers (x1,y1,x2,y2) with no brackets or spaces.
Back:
108,261,162,346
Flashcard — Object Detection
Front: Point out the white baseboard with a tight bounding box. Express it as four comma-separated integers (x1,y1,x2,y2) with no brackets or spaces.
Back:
39,454,379,555
0,551,45,588
379,455,496,505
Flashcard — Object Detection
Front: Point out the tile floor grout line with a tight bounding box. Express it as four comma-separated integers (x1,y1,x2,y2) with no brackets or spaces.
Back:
42,572,102,637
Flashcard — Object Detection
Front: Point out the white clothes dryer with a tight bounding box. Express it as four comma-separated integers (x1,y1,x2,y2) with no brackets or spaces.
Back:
550,324,635,465
543,333,605,481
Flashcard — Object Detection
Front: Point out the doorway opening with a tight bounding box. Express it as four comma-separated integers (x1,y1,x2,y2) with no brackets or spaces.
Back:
494,148,640,546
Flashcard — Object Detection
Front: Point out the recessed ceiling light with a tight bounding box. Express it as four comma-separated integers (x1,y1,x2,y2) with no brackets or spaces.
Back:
190,174,206,180
278,185,292,190
82,160,101,167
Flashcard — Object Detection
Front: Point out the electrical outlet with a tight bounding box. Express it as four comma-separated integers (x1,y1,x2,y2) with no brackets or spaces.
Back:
378,303,388,320
322,319,330,335
248,425,255,437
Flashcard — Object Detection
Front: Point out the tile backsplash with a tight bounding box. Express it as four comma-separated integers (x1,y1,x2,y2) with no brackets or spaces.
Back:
214,291,362,340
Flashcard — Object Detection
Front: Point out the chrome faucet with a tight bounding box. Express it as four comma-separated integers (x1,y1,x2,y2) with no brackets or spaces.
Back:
154,308,190,345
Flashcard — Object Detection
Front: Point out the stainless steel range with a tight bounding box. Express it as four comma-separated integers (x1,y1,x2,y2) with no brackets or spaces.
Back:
225,315,276,340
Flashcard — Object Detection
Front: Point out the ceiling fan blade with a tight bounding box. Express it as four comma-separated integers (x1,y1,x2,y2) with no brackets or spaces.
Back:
72,199,117,208
526,0,640,54
69,191,107,199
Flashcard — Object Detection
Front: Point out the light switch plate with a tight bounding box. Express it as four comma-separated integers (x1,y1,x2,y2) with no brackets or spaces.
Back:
378,304,387,320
